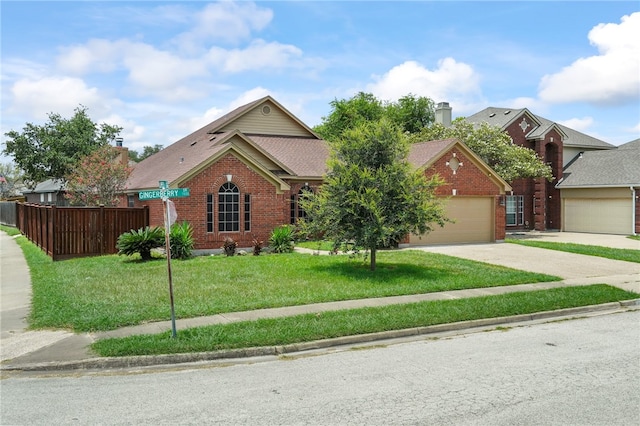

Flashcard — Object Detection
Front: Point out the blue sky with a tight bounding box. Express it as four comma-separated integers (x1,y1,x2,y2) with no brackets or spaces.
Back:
2,1,639,161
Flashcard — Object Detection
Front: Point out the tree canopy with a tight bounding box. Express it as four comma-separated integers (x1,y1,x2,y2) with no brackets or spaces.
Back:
314,93,552,183
301,118,447,271
408,119,553,183
314,92,435,141
2,106,122,188
64,145,132,206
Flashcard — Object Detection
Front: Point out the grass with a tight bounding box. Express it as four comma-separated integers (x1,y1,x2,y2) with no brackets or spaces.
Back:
0,224,21,237
91,284,638,357
296,240,359,252
9,231,561,332
629,235,640,241
506,238,640,263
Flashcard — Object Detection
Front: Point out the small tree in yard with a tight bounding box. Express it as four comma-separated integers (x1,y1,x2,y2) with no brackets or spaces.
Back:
301,118,447,271
65,145,132,206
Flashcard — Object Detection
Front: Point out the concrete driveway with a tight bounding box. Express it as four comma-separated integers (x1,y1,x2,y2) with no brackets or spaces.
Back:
410,232,640,293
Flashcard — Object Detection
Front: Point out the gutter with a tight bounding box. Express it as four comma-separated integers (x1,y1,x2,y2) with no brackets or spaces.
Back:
632,186,637,236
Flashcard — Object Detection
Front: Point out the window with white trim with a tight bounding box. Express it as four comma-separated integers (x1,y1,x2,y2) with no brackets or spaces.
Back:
218,182,239,232
506,195,524,226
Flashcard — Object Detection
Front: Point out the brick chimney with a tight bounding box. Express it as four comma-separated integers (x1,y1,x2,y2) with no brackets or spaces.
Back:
435,102,452,127
113,137,129,166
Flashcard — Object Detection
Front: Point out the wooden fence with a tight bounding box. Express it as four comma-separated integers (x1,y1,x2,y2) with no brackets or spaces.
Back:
16,203,149,260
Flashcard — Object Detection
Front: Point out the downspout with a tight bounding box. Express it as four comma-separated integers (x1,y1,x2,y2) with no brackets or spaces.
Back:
632,186,637,236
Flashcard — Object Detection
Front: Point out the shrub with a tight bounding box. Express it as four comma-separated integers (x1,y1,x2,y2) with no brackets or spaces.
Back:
252,238,264,256
269,225,295,253
116,226,165,261
222,237,237,256
170,221,194,260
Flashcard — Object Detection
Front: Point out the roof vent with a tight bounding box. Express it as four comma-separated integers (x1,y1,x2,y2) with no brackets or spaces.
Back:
190,141,197,146
504,110,511,115
489,113,496,118
261,105,271,115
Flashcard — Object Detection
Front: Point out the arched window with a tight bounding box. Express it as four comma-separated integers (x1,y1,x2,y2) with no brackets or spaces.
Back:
218,182,239,232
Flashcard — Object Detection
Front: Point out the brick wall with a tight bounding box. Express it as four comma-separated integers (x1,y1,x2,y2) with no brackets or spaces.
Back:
505,116,563,231
424,148,506,242
126,147,508,249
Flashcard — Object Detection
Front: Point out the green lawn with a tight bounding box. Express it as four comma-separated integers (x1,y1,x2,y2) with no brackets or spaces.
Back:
92,284,638,357
10,232,561,332
506,238,640,263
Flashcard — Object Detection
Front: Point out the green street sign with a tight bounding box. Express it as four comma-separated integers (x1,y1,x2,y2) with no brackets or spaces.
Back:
139,187,190,200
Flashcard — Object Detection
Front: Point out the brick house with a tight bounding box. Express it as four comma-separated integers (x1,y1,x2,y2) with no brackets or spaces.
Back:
123,96,510,251
556,138,640,235
463,107,615,232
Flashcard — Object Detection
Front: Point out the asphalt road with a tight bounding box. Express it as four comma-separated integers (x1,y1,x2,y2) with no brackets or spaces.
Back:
1,310,638,425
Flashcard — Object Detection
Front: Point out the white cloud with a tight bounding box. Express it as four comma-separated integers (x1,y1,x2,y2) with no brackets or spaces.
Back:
56,39,210,101
366,59,482,105
185,106,225,134
557,117,594,133
9,77,105,119
209,39,304,73
229,87,273,109
57,39,121,74
538,12,640,105
173,1,273,51
122,42,209,100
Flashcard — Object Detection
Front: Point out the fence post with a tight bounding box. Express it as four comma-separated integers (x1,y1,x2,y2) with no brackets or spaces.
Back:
50,205,56,260
99,204,105,255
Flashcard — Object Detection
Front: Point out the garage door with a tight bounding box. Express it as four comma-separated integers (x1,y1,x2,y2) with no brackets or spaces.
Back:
563,198,632,235
410,197,493,245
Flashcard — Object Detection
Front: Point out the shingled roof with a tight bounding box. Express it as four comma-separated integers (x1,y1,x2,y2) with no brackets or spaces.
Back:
465,107,615,150
556,143,640,188
127,96,326,190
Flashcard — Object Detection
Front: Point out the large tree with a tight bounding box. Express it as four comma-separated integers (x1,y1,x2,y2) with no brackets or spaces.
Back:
301,118,447,271
2,106,122,188
315,93,551,183
64,145,132,207
409,119,553,183
314,92,435,141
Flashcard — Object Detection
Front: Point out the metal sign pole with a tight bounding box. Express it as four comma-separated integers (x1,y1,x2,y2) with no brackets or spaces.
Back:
162,189,177,339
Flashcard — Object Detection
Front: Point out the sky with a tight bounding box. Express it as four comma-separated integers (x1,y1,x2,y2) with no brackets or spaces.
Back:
1,1,639,163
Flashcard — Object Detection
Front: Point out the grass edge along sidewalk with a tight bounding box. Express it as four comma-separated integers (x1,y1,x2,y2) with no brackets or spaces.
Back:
506,238,640,263
11,230,562,332
92,285,639,357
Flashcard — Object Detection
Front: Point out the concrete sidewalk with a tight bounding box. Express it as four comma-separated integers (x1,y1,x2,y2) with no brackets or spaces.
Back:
1,230,639,372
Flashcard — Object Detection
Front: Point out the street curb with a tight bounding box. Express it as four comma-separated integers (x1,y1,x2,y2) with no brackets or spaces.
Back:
2,300,638,373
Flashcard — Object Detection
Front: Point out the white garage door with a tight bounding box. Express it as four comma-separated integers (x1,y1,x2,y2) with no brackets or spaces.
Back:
563,198,632,235
410,197,493,245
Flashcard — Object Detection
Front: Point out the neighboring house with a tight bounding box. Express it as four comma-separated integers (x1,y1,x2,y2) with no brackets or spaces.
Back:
464,107,615,232
556,138,640,235
124,96,511,251
22,179,69,206
408,138,511,245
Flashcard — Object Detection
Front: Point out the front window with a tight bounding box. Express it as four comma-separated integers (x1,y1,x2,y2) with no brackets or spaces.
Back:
290,186,313,224
506,195,524,226
218,182,239,232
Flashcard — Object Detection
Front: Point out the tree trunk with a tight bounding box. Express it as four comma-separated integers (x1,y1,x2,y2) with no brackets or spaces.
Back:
370,247,377,271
